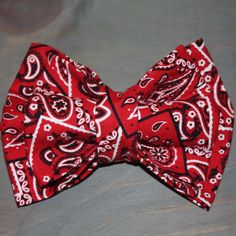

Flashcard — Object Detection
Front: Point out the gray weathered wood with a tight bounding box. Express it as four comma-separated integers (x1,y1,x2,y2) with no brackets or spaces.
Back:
0,0,236,235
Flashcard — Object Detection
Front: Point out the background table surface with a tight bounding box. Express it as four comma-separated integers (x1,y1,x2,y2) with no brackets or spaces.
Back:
0,1,236,235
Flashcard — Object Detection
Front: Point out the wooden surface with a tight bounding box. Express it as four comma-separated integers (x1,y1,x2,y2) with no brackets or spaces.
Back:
0,0,236,235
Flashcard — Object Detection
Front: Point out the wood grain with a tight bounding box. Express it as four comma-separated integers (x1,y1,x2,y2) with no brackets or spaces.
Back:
0,0,236,235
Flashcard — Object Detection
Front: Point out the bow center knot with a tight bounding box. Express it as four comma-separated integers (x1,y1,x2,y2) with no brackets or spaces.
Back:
95,86,139,165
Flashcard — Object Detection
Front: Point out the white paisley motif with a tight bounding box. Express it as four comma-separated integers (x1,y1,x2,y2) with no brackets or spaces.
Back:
55,55,72,96
57,174,78,191
94,96,112,138
25,54,41,80
213,75,234,117
10,161,32,206
35,92,74,122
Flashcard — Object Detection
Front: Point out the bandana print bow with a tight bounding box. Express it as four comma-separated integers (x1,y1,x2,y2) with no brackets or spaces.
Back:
0,38,234,211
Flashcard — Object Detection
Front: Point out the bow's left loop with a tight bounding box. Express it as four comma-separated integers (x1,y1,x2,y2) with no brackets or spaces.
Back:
0,42,104,207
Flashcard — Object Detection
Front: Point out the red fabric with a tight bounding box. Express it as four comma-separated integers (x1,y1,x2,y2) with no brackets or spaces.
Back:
0,38,234,211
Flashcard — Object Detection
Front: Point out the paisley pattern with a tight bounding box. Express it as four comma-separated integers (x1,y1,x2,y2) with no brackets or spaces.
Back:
0,38,234,211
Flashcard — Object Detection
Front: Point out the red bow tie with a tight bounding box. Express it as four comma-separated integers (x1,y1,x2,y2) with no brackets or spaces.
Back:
0,38,234,211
